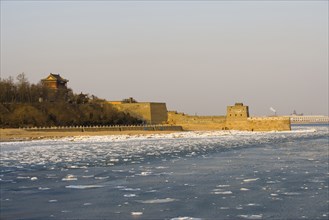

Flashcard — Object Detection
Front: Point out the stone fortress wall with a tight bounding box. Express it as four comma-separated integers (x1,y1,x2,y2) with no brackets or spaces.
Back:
108,98,290,131
247,117,291,131
40,74,291,131
225,103,291,131
167,112,227,130
168,103,291,131
108,101,168,124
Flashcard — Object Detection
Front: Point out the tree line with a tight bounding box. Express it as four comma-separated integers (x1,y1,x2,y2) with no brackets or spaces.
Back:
0,73,143,128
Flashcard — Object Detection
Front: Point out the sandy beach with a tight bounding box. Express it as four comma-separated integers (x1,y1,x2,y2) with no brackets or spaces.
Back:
0,128,183,142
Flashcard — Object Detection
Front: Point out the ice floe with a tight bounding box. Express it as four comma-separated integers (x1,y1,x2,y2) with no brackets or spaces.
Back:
240,188,250,191
245,203,261,207
171,217,203,220
237,214,263,219
282,192,301,196
48,200,58,203
16,176,30,179
62,175,77,181
94,176,109,180
216,185,230,188
120,187,141,191
38,187,50,190
131,212,143,216
137,198,178,204
243,178,259,182
212,191,233,195
220,207,230,210
65,185,104,189
124,194,137,198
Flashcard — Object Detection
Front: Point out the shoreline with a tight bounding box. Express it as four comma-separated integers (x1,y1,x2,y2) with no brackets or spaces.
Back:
0,128,184,142
1,125,323,143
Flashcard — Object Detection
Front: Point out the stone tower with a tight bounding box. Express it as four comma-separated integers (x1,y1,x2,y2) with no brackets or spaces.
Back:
226,103,249,120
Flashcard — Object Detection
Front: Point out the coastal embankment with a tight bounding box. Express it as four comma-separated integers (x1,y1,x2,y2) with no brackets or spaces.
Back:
0,125,183,142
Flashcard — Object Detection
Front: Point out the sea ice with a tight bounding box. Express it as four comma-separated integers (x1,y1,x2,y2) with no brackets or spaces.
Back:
246,203,261,207
124,194,136,198
237,214,263,219
1,126,327,168
136,171,153,176
282,192,301,196
120,187,141,191
240,188,250,191
131,212,143,216
212,191,233,195
243,178,259,182
65,185,104,189
170,217,203,220
94,176,109,180
48,200,58,203
220,207,230,210
138,198,178,204
82,175,94,178
16,176,30,179
62,175,77,181
38,187,50,190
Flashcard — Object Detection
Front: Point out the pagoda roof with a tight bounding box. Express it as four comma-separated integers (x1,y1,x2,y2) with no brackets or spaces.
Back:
42,73,69,83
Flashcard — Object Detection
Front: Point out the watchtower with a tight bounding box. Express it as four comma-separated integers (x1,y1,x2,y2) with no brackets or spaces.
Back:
226,103,249,120
41,73,68,90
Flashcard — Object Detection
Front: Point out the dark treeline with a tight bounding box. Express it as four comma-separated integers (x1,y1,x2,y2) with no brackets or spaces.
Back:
0,73,143,128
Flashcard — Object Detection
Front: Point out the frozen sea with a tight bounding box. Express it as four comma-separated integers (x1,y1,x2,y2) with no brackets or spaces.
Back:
0,125,328,220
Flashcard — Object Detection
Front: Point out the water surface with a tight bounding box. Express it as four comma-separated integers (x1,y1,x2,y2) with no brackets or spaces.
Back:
1,126,328,219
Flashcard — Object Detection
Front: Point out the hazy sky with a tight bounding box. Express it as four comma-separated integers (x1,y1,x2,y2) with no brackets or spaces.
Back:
1,1,328,116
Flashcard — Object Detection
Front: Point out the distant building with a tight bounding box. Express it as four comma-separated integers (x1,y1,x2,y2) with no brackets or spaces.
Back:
41,73,68,90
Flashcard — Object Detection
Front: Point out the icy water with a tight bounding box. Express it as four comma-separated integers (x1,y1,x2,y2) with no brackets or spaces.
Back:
0,125,328,220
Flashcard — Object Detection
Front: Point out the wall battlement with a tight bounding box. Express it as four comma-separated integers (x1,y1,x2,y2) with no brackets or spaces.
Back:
248,117,289,121
168,103,291,131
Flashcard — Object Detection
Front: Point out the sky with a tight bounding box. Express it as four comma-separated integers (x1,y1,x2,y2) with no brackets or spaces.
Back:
1,1,328,116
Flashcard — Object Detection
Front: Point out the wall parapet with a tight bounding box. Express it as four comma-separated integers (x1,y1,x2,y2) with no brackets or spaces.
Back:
248,117,290,121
